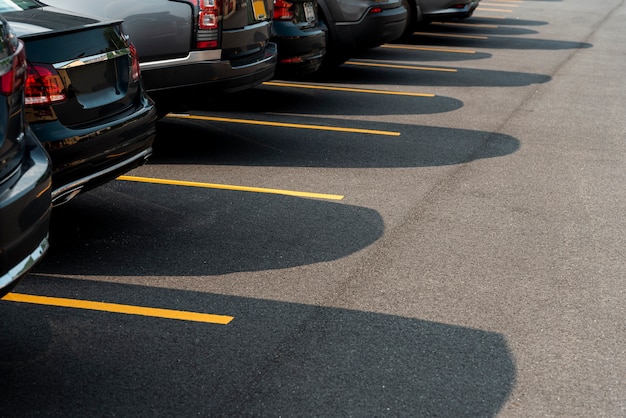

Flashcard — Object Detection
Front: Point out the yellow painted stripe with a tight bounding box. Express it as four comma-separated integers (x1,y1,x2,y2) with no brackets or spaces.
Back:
382,44,476,54
481,2,519,6
263,81,434,97
166,113,400,136
474,15,507,19
3,293,234,325
431,22,498,28
117,175,345,201
478,8,513,12
345,61,457,72
413,32,488,40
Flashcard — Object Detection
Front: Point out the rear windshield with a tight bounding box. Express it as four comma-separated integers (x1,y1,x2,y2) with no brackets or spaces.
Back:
0,0,42,13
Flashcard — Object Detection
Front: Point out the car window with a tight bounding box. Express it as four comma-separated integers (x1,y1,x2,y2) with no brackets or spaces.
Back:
0,0,42,13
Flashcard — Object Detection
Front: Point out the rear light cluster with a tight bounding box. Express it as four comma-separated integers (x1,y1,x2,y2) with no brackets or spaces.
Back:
24,63,66,106
129,44,141,82
273,0,294,20
197,0,220,49
0,41,26,96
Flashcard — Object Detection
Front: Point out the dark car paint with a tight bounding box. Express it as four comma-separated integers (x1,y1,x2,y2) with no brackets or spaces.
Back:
0,16,51,297
272,0,327,76
402,0,479,36
317,0,407,66
42,0,279,114
3,5,157,205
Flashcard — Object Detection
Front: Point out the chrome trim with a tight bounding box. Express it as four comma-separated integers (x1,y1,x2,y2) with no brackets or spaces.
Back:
51,148,152,205
139,50,222,70
54,48,131,70
0,236,49,290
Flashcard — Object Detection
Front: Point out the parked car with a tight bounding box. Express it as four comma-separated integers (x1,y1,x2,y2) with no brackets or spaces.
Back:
317,0,408,66
402,0,480,35
42,0,279,116
0,15,51,297
2,2,157,206
272,0,326,76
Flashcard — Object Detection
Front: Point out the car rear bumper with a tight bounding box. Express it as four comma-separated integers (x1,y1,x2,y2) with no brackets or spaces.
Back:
272,22,326,74
30,101,157,205
423,0,479,20
141,43,278,95
334,5,407,50
0,131,52,296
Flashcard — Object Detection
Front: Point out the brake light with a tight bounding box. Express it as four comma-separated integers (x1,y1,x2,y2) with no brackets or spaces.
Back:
0,41,26,96
369,7,382,13
197,0,220,49
273,0,294,20
129,43,141,81
25,63,67,106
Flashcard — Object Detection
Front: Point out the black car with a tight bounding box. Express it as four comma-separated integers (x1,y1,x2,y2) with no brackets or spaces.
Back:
272,0,326,76
42,0,279,116
1,2,157,205
0,16,51,297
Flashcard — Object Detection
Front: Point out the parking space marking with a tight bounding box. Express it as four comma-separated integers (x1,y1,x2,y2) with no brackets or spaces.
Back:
480,2,519,6
431,22,499,29
477,8,514,12
117,175,345,201
3,293,234,325
412,32,489,40
345,61,457,72
166,113,401,136
382,44,476,54
263,81,435,97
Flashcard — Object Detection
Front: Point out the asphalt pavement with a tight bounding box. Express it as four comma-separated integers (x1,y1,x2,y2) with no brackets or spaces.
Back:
1,0,624,416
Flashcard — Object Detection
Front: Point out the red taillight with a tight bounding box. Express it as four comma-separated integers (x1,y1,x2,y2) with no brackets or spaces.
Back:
452,3,466,8
129,43,141,81
198,0,219,29
273,0,294,20
0,41,27,96
369,6,382,13
197,0,220,49
25,63,67,106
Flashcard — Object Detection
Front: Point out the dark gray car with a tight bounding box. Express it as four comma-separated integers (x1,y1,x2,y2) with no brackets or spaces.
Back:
318,0,408,66
402,0,480,35
43,0,278,116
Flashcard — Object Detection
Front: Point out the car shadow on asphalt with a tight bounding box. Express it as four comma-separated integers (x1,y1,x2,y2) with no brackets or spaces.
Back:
311,63,552,88
33,185,385,277
0,278,517,416
150,118,520,168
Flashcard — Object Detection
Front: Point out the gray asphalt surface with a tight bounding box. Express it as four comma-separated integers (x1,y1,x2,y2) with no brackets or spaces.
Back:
2,0,624,416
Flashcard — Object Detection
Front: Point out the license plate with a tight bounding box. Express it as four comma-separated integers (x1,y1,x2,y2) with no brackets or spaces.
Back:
303,2,315,22
252,0,267,20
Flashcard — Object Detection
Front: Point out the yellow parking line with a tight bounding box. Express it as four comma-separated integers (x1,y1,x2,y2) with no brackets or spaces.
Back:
382,44,476,54
263,81,435,97
345,60,457,72
3,293,234,325
431,22,499,28
478,8,513,12
166,113,400,137
413,32,489,40
117,175,345,201
481,2,519,6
